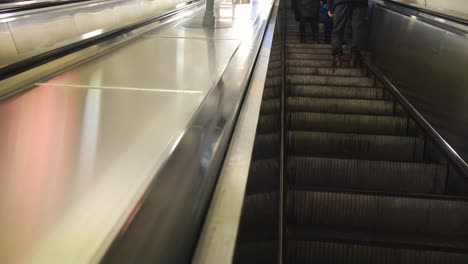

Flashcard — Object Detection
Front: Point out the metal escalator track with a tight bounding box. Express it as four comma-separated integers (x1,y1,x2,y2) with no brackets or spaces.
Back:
280,9,468,264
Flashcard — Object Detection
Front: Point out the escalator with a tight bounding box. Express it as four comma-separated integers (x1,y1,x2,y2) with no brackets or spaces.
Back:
234,5,468,263
283,9,468,263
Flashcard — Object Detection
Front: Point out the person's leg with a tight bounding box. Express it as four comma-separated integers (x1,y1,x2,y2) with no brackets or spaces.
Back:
344,16,352,47
331,4,351,65
311,19,319,42
300,17,307,43
350,4,367,66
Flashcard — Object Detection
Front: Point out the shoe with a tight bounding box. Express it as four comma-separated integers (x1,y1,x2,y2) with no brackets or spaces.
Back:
350,53,360,67
333,54,343,67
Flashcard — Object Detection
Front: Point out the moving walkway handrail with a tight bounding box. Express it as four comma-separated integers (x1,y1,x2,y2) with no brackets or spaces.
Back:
383,0,468,26
373,0,468,34
361,55,468,178
0,0,96,14
0,0,202,81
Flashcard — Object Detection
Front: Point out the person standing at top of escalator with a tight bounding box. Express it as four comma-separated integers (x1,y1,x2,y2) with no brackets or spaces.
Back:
297,0,321,43
327,0,368,67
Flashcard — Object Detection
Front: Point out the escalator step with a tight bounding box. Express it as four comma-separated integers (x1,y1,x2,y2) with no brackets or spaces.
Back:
288,156,446,194
287,97,404,115
237,192,279,246
287,59,337,67
288,53,349,61
288,67,367,77
286,43,332,49
288,112,412,135
287,75,374,87
287,190,468,250
252,133,279,159
288,131,424,161
287,240,468,264
262,86,281,99
257,114,280,133
287,48,349,55
260,98,280,115
247,158,279,194
289,85,384,99
265,76,282,87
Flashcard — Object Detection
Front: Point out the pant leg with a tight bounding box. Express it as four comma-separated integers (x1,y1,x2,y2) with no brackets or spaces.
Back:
311,19,318,41
350,5,367,54
331,4,351,56
300,17,306,41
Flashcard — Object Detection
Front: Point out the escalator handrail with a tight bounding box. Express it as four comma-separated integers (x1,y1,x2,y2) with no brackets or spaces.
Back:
362,55,468,178
0,0,98,14
373,0,468,33
0,0,203,81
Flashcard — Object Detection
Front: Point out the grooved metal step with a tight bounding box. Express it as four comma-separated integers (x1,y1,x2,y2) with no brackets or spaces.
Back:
287,48,350,55
287,59,337,67
288,53,350,61
287,97,404,115
288,157,446,194
288,75,374,87
288,112,413,135
246,158,279,194
288,131,424,161
287,240,468,264
288,85,384,99
287,190,468,242
286,43,333,49
262,86,281,99
252,133,279,160
260,98,280,114
287,67,367,77
257,114,279,133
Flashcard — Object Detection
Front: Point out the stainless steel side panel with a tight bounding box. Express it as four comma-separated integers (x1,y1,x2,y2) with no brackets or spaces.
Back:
368,1,468,162
0,0,274,263
0,0,195,67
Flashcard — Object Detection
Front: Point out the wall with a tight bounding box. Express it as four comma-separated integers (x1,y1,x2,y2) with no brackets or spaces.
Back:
367,1,468,170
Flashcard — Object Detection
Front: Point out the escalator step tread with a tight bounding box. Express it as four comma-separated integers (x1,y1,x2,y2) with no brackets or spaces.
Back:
288,131,424,161
287,74,374,87
288,156,446,194
287,190,468,238
260,98,280,115
257,114,280,133
288,225,468,252
289,85,384,99
287,48,349,55
288,112,414,135
252,133,279,159
288,53,350,60
288,67,367,77
287,240,468,264
287,59,338,67
287,97,404,116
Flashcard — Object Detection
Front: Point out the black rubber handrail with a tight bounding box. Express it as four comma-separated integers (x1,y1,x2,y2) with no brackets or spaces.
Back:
362,55,468,179
0,0,98,14
380,0,468,27
0,0,202,81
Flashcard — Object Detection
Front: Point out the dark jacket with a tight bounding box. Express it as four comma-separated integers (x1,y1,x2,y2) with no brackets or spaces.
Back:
297,0,321,20
327,0,368,11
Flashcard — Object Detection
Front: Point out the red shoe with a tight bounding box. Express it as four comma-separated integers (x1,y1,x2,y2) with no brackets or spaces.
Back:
333,54,343,67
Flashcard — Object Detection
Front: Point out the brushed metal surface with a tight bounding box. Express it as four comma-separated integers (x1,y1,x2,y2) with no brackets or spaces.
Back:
147,0,273,39
192,1,279,263
392,0,468,18
101,0,274,262
368,2,468,167
0,85,204,264
43,37,240,94
0,0,195,67
0,0,274,263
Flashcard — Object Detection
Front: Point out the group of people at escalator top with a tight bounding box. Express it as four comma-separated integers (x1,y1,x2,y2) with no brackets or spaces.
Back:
292,0,368,67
